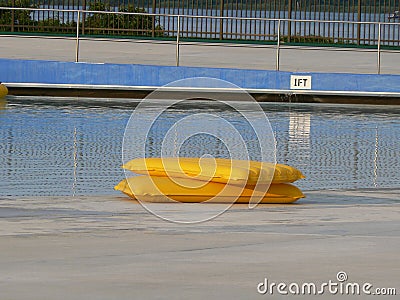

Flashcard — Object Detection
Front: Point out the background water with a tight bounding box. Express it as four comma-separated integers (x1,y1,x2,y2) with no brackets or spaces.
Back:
0,97,399,196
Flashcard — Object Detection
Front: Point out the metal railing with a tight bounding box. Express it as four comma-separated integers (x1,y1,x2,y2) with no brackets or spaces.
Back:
2,1,400,44
1,6,398,73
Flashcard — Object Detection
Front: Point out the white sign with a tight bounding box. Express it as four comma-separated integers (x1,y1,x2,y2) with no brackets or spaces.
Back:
290,75,312,90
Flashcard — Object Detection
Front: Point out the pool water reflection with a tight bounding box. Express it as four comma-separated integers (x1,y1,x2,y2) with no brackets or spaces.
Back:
0,97,399,196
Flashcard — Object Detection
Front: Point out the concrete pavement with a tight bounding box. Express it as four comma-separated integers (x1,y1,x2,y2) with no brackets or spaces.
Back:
1,34,399,74
0,189,399,299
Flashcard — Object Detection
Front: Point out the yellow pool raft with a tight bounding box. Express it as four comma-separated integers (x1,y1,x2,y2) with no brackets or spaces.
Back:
0,84,8,98
115,157,306,204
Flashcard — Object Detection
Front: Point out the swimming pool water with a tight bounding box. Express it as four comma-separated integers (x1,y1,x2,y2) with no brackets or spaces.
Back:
1,97,399,196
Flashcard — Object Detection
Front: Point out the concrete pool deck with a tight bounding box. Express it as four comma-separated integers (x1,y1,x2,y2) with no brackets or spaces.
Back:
1,35,400,74
1,189,399,299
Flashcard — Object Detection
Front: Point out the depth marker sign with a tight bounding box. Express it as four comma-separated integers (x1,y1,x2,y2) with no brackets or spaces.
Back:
290,75,312,90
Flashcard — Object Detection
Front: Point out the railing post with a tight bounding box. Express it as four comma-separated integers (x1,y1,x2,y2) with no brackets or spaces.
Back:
75,10,80,63
176,15,180,67
276,19,281,71
357,0,362,45
377,23,381,74
219,0,224,40
81,0,86,35
287,0,292,43
152,0,156,37
11,0,15,32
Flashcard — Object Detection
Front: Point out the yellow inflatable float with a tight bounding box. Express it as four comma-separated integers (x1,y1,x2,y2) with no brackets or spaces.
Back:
115,157,306,204
122,157,305,185
115,176,304,204
0,83,8,98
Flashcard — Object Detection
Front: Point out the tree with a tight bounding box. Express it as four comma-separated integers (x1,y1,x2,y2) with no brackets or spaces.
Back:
118,5,163,36
84,2,163,36
0,0,36,32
